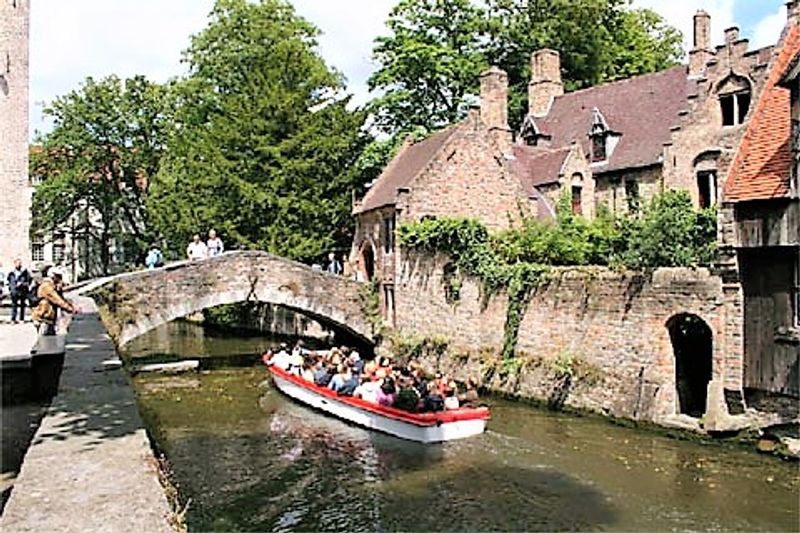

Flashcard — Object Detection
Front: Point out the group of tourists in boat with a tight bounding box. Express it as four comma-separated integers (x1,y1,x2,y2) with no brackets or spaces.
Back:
263,342,481,414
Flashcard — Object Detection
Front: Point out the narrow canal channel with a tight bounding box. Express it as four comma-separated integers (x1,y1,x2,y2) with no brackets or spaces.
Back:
125,321,799,532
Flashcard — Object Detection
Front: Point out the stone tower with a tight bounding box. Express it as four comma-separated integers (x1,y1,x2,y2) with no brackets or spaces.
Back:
0,0,31,268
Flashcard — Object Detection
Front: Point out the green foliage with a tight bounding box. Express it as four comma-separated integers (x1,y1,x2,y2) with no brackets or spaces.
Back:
147,0,369,261
32,75,170,275
368,0,488,134
399,190,717,359
390,333,450,363
369,0,684,134
359,279,385,336
618,190,718,268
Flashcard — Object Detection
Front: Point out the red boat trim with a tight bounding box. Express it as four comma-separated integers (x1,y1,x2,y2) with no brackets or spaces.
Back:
267,365,490,427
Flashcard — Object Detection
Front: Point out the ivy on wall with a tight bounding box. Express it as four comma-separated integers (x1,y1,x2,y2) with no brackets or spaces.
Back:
397,190,718,360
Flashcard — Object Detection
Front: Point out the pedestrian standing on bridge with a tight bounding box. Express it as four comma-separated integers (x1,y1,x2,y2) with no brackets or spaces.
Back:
326,252,342,275
187,234,208,261
207,229,224,257
7,258,32,323
32,266,78,335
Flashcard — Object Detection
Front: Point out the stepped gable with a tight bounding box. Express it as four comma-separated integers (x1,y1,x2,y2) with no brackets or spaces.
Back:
355,127,457,213
725,24,800,202
536,65,691,174
511,145,571,188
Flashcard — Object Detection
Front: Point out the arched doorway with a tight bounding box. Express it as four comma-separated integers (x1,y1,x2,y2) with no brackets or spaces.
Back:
360,242,375,281
667,313,713,417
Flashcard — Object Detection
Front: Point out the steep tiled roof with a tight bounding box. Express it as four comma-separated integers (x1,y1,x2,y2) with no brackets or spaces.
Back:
725,24,800,202
536,66,692,174
355,127,456,214
511,145,570,189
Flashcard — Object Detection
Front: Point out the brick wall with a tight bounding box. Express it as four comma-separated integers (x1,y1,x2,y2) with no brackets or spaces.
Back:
394,251,743,423
399,118,530,231
0,0,31,268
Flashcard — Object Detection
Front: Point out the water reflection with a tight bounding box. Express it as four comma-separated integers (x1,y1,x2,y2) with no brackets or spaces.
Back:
129,322,800,532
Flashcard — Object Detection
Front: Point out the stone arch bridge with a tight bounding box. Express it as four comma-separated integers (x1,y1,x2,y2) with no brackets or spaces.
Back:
82,251,375,347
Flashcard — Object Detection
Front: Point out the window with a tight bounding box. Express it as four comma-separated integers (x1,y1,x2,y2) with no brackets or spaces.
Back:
383,215,395,254
383,284,395,324
624,179,640,211
32,242,44,262
720,91,751,126
571,186,582,215
591,135,606,162
697,171,717,208
53,243,65,263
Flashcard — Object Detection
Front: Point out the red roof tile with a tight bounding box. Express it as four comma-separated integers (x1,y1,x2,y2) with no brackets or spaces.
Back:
725,24,800,202
536,66,692,174
355,127,456,214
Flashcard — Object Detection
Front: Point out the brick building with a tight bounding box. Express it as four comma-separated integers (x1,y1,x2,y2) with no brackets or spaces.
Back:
353,9,776,308
351,8,800,421
0,0,32,272
721,15,800,398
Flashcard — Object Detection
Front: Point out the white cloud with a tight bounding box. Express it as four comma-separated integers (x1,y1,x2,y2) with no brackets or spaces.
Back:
28,0,788,139
752,4,787,48
30,0,214,136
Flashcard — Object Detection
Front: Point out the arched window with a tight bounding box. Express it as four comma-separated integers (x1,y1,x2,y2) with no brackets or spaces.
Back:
589,108,610,162
717,74,751,126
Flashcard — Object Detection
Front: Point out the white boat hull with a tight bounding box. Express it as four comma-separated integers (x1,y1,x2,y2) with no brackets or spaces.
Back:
270,371,488,443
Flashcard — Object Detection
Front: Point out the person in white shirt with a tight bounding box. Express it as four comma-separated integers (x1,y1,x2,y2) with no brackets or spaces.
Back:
207,229,224,257
186,234,208,260
270,348,292,370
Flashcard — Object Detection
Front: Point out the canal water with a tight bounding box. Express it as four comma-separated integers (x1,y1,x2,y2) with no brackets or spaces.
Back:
125,321,800,532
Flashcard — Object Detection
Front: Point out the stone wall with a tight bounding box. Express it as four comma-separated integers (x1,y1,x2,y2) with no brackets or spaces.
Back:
394,251,743,424
0,0,31,267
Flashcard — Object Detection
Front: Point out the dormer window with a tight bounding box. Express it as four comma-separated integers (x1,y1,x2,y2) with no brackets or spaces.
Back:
589,107,610,162
519,115,551,147
716,73,752,127
720,91,750,126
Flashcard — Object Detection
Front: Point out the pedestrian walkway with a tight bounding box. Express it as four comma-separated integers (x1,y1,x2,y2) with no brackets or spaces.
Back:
0,295,172,532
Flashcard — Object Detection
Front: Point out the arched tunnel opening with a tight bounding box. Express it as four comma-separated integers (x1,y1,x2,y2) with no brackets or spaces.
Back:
121,301,374,370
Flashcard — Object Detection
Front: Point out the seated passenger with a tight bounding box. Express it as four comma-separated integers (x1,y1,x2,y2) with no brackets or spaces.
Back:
376,377,397,407
349,351,364,375
338,369,360,396
353,376,381,404
270,346,292,370
458,377,480,406
394,380,421,412
424,382,445,412
443,387,460,410
313,361,333,387
287,350,304,376
328,364,351,393
301,362,315,383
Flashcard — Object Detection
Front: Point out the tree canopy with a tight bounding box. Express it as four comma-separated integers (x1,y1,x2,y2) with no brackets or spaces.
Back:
147,0,369,261
31,75,169,275
369,0,684,135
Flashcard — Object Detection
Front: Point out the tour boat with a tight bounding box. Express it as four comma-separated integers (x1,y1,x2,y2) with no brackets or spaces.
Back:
265,363,490,443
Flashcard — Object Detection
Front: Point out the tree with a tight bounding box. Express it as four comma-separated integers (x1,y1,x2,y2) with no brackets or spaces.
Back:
148,0,369,262
31,75,169,276
369,0,684,134
368,0,488,135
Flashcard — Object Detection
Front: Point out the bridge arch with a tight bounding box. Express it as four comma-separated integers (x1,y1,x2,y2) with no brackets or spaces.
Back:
87,251,375,347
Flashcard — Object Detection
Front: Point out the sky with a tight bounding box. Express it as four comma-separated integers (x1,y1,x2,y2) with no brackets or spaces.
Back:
28,0,788,138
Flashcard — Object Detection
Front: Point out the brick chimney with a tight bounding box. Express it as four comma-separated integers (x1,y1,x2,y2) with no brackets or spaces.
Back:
528,49,563,117
689,10,713,77
480,65,513,151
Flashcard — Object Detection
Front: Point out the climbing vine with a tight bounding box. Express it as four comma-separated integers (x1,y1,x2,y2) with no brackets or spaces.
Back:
397,190,718,360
